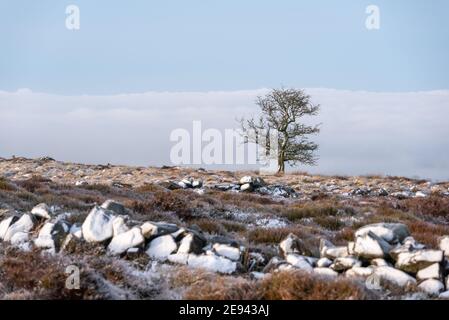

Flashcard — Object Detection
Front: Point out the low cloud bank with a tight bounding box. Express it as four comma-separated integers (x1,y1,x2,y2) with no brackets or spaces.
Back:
1,88,448,180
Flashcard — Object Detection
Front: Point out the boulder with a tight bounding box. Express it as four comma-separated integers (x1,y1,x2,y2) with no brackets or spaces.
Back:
34,220,70,252
69,223,83,239
177,232,207,255
371,258,391,267
418,279,445,296
317,257,333,268
280,233,308,257
320,239,349,259
330,257,362,272
112,216,129,236
355,223,410,244
3,214,35,242
10,231,30,246
0,216,19,240
285,254,314,272
439,291,449,299
439,236,449,257
191,179,203,188
146,235,177,260
212,243,240,261
314,268,338,277
186,254,237,274
390,237,426,261
108,227,145,255
82,206,115,243
240,183,253,192
168,253,189,265
101,199,126,216
353,231,392,259
31,203,53,220
395,250,443,273
239,176,254,185
370,266,416,288
141,221,179,239
416,263,442,282
346,266,374,279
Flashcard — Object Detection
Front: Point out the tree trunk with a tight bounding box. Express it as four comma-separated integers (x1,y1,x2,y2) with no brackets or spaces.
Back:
278,152,285,174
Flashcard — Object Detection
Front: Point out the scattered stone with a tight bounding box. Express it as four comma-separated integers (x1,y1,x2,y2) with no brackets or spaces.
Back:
320,239,349,259
280,233,308,257
112,216,129,236
177,232,207,255
34,220,70,252
317,257,333,268
141,221,179,239
240,183,253,192
314,268,338,277
30,203,53,220
439,236,449,257
355,223,410,244
371,258,390,267
395,250,443,273
212,243,240,261
354,231,392,259
416,263,442,282
439,291,449,299
187,254,237,274
390,237,426,261
0,216,19,240
330,257,361,272
3,214,35,242
146,235,177,260
370,266,416,288
82,206,115,243
285,254,314,272
418,279,445,296
346,266,374,279
108,227,145,255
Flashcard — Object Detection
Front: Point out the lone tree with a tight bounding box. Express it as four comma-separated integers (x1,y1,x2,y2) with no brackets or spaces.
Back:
241,88,320,173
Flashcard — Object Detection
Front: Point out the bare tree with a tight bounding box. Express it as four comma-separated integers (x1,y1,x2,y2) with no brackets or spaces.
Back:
240,88,320,173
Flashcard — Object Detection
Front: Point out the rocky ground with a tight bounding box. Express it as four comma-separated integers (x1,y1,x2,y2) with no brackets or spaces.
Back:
1,156,449,300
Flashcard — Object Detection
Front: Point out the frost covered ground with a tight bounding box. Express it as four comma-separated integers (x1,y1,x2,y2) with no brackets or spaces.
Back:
1,157,449,300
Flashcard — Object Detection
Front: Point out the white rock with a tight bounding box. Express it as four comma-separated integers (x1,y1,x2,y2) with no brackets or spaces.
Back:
82,206,115,243
0,216,18,240
416,263,442,281
146,235,177,260
314,268,338,277
317,257,333,268
240,183,252,192
439,236,449,257
108,227,145,255
286,254,313,272
396,250,443,273
354,231,392,259
213,243,240,261
418,279,445,296
250,271,268,280
371,258,390,267
3,214,35,242
280,233,302,256
69,224,83,239
35,220,70,252
439,291,449,299
239,176,253,184
320,239,349,259
346,267,374,279
112,216,129,236
168,253,189,265
187,254,237,274
101,199,126,215
31,203,53,220
355,223,410,244
10,231,30,246
141,222,159,238
331,257,361,272
371,266,416,287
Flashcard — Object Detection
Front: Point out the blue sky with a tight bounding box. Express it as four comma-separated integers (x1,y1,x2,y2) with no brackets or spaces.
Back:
1,0,448,94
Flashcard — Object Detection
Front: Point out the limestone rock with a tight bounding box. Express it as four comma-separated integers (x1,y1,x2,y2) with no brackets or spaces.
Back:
212,243,240,261
146,235,177,260
82,206,115,243
34,220,70,252
286,254,314,272
416,263,442,282
0,216,19,240
280,233,308,257
330,257,361,272
354,231,392,259
177,232,207,255
395,250,443,273
314,268,338,277
418,279,445,296
320,239,349,259
346,266,374,279
108,227,145,255
317,257,333,268
370,266,416,288
187,254,237,274
3,214,35,242
439,236,449,257
31,203,53,220
355,223,410,244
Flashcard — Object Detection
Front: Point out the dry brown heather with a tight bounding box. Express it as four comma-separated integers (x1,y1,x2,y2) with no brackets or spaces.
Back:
0,157,449,299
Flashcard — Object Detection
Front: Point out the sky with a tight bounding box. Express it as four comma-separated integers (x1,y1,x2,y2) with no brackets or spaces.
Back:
0,1,448,180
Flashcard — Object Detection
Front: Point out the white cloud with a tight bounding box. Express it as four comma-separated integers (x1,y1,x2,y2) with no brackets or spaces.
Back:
0,88,448,180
